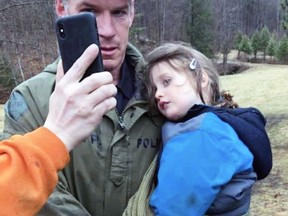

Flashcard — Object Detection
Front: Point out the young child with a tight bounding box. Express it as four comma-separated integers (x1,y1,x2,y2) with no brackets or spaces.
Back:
144,42,257,216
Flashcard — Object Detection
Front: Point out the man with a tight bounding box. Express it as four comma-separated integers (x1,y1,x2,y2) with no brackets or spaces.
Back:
1,44,117,216
2,0,164,215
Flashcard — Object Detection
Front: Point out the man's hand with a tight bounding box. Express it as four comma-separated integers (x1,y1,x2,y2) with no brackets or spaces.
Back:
44,44,116,151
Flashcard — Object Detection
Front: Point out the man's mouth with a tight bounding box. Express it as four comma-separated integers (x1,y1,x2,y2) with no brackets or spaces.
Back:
101,46,117,56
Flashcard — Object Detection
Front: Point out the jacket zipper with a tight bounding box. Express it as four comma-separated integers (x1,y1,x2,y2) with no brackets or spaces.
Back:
115,108,127,133
115,100,147,133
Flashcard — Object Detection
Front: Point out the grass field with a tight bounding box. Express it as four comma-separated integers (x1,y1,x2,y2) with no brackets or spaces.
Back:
0,63,287,215
221,63,288,215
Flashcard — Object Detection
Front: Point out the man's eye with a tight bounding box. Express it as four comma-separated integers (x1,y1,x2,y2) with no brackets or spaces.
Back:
81,8,96,14
113,10,128,17
81,8,91,12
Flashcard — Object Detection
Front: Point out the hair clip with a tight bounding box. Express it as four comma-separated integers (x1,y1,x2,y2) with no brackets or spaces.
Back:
189,58,197,70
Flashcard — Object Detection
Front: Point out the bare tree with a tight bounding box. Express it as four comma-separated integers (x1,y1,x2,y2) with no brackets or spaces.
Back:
0,0,56,84
0,0,285,88
213,0,240,74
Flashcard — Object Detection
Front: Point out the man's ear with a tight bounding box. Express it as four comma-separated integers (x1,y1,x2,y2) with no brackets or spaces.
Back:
128,2,135,28
201,71,209,89
55,0,66,17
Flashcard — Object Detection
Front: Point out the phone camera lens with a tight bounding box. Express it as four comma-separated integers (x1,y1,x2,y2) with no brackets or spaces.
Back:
58,23,66,39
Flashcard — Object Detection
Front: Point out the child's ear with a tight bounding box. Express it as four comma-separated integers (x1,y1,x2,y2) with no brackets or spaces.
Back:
201,71,209,88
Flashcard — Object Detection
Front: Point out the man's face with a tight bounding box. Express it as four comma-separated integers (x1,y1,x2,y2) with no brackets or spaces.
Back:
56,0,134,76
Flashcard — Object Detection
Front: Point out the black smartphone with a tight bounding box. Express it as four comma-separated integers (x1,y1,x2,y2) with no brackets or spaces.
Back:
55,12,103,80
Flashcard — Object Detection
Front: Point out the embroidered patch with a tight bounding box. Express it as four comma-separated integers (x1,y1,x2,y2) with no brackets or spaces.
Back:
5,92,29,120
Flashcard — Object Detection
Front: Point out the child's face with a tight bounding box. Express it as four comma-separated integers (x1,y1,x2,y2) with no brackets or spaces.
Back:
150,61,204,121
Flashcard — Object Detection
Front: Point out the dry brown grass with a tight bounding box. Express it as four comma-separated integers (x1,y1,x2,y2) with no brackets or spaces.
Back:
221,63,288,216
0,63,287,215
221,63,288,115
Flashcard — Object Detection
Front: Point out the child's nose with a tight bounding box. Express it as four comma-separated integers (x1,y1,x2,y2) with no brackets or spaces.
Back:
155,89,163,100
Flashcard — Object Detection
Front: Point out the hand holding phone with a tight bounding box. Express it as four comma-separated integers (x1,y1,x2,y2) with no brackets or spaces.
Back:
55,12,103,80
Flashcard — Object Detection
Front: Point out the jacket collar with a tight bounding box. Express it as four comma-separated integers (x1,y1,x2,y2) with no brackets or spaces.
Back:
44,43,146,100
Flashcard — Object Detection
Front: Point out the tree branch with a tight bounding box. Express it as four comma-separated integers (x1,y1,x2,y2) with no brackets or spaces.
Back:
0,38,41,51
0,1,51,12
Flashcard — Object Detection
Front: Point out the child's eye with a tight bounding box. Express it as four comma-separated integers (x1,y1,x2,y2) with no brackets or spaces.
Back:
163,79,171,86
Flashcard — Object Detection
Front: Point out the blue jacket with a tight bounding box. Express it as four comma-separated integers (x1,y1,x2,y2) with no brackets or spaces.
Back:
150,111,256,216
184,104,272,180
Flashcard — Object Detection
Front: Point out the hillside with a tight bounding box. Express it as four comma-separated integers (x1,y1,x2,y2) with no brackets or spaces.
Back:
0,63,288,215
221,63,288,215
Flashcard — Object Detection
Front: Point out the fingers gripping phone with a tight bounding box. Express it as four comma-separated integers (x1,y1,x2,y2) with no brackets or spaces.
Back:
55,12,103,80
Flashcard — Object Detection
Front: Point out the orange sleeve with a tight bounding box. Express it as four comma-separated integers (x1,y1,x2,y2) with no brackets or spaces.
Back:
0,127,70,216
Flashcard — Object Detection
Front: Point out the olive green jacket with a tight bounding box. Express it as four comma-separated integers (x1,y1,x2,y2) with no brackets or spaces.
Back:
2,44,164,216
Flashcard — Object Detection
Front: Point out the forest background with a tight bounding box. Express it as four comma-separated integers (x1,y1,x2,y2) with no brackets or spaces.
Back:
0,0,288,215
0,0,288,103
0,0,288,100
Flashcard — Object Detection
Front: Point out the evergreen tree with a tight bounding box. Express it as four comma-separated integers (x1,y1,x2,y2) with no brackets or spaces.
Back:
266,35,277,60
259,27,270,61
281,0,288,31
276,35,288,63
234,31,243,49
187,0,214,58
0,55,14,90
234,31,243,59
129,13,146,45
251,31,261,60
240,35,253,59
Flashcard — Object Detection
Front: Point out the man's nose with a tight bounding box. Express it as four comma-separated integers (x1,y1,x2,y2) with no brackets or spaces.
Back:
97,13,116,38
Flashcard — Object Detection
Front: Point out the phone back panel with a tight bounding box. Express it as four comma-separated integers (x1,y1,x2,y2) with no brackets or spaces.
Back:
55,12,103,80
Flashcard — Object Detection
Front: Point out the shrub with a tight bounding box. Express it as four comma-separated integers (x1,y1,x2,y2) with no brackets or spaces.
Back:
0,55,15,102
276,35,288,64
